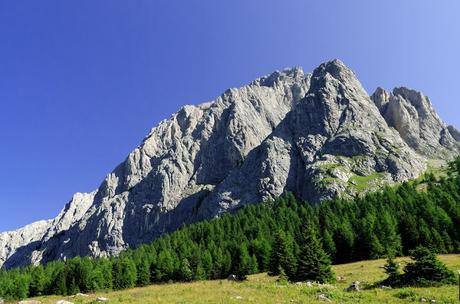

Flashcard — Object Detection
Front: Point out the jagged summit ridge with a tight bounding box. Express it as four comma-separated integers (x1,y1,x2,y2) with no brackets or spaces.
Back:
371,86,459,156
0,59,458,268
194,60,426,217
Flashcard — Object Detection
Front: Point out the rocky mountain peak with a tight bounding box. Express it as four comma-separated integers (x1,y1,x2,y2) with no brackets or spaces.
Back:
251,66,306,87
1,59,458,269
371,87,459,156
312,59,355,81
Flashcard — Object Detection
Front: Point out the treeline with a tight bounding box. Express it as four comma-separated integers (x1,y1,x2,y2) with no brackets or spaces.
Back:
0,158,459,300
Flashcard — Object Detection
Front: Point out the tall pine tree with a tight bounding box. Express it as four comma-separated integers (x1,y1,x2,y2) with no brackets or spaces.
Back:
268,230,296,279
294,223,335,283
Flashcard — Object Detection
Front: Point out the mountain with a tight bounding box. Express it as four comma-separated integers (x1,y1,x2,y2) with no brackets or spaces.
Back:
1,60,458,268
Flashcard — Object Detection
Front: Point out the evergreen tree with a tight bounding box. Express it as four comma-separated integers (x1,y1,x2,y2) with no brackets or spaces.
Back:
234,244,252,280
52,266,67,295
113,257,137,289
402,246,456,286
155,250,175,281
194,261,206,281
382,256,401,286
179,258,193,281
137,259,151,286
276,266,288,284
268,230,296,278
294,224,335,283
29,265,46,296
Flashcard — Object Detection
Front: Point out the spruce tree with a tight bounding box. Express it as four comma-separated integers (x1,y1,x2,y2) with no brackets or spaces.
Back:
277,266,288,284
194,261,206,280
403,246,456,286
29,265,46,296
294,224,335,283
268,230,296,278
179,258,193,281
234,244,252,280
137,259,151,286
382,256,400,286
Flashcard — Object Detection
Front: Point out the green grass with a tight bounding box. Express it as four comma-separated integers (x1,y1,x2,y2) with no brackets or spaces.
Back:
27,254,460,304
348,172,386,192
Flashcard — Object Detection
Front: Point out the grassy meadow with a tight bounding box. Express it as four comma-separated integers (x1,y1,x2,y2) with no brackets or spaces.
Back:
24,254,460,304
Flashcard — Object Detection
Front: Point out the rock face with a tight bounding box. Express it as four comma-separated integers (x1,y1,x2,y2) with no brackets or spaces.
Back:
371,87,459,157
1,60,458,268
0,192,94,268
448,125,460,141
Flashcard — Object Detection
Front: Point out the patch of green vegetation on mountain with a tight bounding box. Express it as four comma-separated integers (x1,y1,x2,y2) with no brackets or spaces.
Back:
348,172,386,192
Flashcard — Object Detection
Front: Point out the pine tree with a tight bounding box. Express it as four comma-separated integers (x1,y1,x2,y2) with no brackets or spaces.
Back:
29,265,46,296
294,224,335,283
155,249,175,281
179,258,193,281
321,229,336,261
52,266,67,295
234,244,252,280
137,259,151,286
382,256,401,286
277,266,288,284
113,257,137,289
268,230,296,279
403,246,456,286
194,261,206,281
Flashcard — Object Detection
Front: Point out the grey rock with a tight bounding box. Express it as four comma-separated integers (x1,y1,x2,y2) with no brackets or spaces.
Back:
0,192,94,268
227,274,237,281
448,125,460,141
195,60,425,216
379,285,392,289
0,220,50,268
0,60,458,268
371,87,459,157
96,297,109,302
317,293,332,302
345,281,361,292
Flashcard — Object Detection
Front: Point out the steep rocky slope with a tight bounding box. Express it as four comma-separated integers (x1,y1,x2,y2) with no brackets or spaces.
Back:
371,87,459,157
1,60,458,268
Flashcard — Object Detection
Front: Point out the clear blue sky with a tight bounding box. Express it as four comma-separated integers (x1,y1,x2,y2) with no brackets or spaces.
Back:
1,0,459,232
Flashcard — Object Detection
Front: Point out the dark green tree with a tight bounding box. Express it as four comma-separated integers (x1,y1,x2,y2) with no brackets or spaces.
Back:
113,257,137,289
403,246,456,286
382,256,401,286
137,259,151,286
268,230,296,278
29,265,46,296
294,224,335,283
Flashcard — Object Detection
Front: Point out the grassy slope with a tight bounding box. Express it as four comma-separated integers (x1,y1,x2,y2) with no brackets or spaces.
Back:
29,254,460,304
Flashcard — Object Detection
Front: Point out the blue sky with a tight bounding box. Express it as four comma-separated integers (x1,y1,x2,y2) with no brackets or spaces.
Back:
1,0,459,231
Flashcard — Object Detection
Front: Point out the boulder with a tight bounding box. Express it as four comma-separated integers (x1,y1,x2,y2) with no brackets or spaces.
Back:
345,281,360,292
227,274,237,281
317,293,332,302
